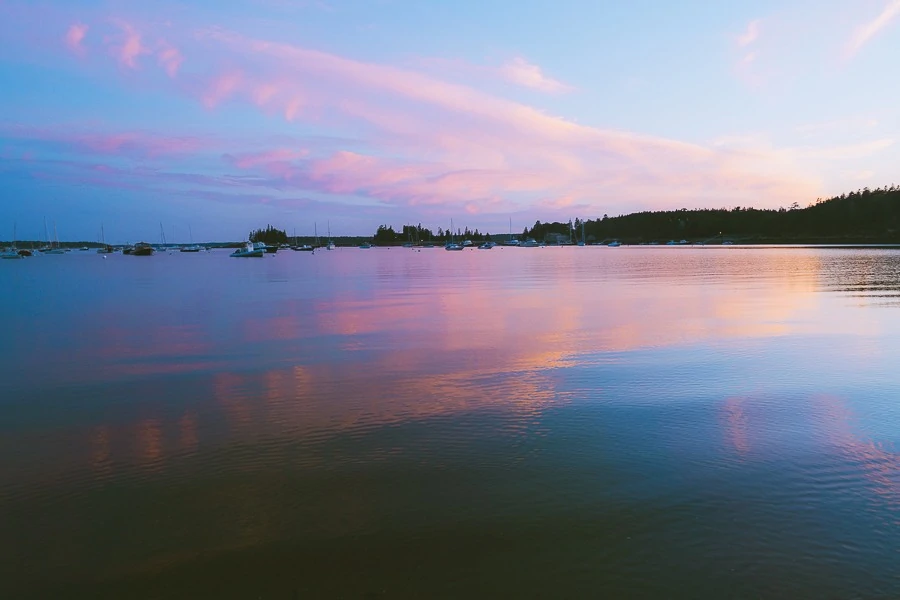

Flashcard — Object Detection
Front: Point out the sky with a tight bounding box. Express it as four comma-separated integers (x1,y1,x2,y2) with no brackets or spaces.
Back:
1,0,899,242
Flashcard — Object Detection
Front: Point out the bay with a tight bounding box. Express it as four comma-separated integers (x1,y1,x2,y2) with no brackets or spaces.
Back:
2,245,900,598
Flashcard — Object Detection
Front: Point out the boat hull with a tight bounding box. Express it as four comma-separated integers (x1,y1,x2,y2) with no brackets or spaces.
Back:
230,250,264,258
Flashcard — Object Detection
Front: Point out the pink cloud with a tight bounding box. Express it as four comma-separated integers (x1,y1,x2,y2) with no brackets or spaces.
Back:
227,148,310,169
156,42,183,78
203,70,244,108
0,125,213,158
499,57,572,93
3,10,835,220
65,23,88,55
845,0,900,59
108,20,148,69
737,19,761,47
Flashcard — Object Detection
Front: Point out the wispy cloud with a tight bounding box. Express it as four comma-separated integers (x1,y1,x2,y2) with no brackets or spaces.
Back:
499,57,572,93
156,42,183,78
794,116,879,135
845,0,900,59
108,20,148,69
732,19,764,85
3,11,830,220
413,55,572,94
737,19,761,47
64,23,88,55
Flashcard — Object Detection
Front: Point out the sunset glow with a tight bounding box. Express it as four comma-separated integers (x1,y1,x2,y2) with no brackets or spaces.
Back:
1,0,899,241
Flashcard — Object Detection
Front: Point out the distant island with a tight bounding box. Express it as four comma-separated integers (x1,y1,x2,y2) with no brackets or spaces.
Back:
371,185,900,245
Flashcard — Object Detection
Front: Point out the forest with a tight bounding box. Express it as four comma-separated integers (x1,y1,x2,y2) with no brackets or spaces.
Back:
249,225,288,245
368,186,900,245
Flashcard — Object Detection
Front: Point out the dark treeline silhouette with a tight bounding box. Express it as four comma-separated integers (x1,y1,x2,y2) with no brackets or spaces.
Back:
372,223,492,245
249,225,288,245
521,185,900,244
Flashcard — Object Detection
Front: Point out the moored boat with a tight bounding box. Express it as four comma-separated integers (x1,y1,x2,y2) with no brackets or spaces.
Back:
132,242,154,256
231,242,264,258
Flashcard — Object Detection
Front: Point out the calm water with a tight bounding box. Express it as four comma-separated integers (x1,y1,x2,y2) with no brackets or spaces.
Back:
2,246,900,598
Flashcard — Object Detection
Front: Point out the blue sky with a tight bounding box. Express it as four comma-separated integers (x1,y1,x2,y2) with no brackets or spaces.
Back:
1,0,898,242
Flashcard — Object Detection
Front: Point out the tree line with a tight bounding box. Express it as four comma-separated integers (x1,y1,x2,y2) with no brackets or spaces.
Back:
249,225,288,245
372,224,492,244
522,185,900,244
257,185,900,247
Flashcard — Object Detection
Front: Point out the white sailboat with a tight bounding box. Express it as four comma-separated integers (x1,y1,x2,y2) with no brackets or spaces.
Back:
505,217,519,246
180,224,202,252
326,221,335,250
1,223,24,259
445,219,463,250
44,220,65,254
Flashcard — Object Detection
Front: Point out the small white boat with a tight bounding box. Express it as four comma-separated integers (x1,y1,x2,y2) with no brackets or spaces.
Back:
520,238,539,247
608,241,621,247
1,248,23,259
180,245,202,253
478,241,496,249
359,242,372,249
445,242,464,251
230,242,264,258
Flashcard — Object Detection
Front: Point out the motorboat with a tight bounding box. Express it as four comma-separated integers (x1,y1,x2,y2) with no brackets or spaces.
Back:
132,242,154,256
359,242,373,249
231,242,264,257
1,248,23,259
180,245,202,253
478,241,496,249
253,241,278,254
445,242,464,251
608,241,621,247
292,245,314,252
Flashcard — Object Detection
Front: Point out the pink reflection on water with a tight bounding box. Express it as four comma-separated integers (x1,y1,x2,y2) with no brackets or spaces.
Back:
817,394,900,516
721,397,750,457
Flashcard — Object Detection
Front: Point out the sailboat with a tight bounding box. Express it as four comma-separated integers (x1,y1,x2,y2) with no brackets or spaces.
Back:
326,221,335,250
504,217,519,246
180,224,202,252
445,219,463,251
97,223,114,254
156,223,169,253
578,219,586,246
43,220,65,254
1,223,24,259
